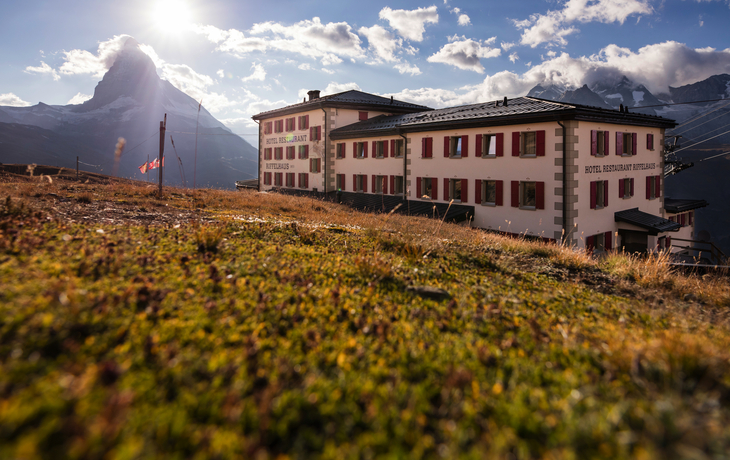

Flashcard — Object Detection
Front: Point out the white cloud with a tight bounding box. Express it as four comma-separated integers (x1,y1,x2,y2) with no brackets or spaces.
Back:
458,14,471,26
501,42,516,51
547,50,557,57
298,63,313,70
242,63,266,82
359,25,401,62
452,7,460,14
509,52,519,63
322,67,335,74
217,69,225,78
699,15,704,26
160,63,235,113
67,93,92,105
24,61,60,81
194,18,364,63
0,93,32,107
427,38,501,73
379,6,439,42
394,62,422,75
515,0,653,47
59,35,137,77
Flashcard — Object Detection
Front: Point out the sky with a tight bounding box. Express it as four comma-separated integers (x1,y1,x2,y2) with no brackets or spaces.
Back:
2,0,730,146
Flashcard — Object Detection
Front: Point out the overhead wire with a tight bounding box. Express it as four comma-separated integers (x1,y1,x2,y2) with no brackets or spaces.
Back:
668,99,730,132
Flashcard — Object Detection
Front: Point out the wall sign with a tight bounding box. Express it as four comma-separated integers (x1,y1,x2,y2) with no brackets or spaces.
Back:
265,134,308,145
585,163,657,174
265,163,292,170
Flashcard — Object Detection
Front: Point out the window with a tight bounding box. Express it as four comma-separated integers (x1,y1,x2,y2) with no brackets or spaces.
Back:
264,148,272,160
511,181,545,209
263,172,272,185
393,139,405,157
512,131,545,157
274,147,283,160
264,122,272,135
647,133,655,151
298,145,309,160
274,172,283,186
590,180,608,209
353,142,368,158
422,137,433,158
310,126,322,141
359,111,368,121
285,117,295,132
444,136,468,158
336,143,345,159
336,174,345,191
353,174,368,193
310,158,321,173
372,141,387,158
444,178,467,203
478,180,503,206
657,235,671,251
416,177,437,200
286,146,295,160
298,173,309,189
591,130,609,156
298,115,309,130
618,178,634,199
274,120,284,133
479,134,503,157
586,231,613,252
392,175,404,195
616,132,637,156
373,175,387,194
646,175,660,199
285,172,295,187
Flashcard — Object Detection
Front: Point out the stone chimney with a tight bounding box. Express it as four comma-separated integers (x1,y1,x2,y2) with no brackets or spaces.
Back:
307,90,321,101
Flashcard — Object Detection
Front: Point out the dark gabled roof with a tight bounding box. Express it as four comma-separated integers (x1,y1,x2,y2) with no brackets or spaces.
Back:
330,96,676,139
252,90,432,120
615,208,681,235
664,198,709,213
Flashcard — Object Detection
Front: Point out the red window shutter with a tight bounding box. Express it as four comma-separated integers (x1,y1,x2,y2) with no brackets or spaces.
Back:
605,231,612,250
655,175,660,198
647,133,652,150
536,130,545,156
511,181,519,207
359,111,368,121
353,174,357,192
462,135,469,158
536,181,545,209
689,212,693,226
496,133,504,157
298,116,301,130
646,176,651,199
305,115,309,129
604,131,609,156
383,140,389,157
667,235,671,247
390,175,395,195
304,145,309,158
372,175,376,193
619,178,624,198
586,236,595,251
512,132,520,156
443,178,450,201
632,133,637,156
616,132,623,156
475,179,481,204
432,178,438,201
422,138,426,158
390,139,396,157
353,142,357,158
590,181,597,209
475,134,482,157
372,141,377,158
603,181,608,207
427,137,433,158
591,130,597,156
363,175,368,193
630,178,634,196
444,136,450,158
306,174,309,188
364,142,368,158
496,180,503,206
417,177,421,198
383,176,388,195
298,173,301,188
461,179,468,203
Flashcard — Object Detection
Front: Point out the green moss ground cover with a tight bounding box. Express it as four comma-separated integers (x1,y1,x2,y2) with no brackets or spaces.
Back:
1,191,730,459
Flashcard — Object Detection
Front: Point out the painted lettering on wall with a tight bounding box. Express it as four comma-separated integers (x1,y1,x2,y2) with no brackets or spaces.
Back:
265,163,292,170
585,163,657,174
265,135,308,145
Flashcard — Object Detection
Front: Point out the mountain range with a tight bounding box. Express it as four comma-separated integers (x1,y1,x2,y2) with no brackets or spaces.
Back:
0,38,258,189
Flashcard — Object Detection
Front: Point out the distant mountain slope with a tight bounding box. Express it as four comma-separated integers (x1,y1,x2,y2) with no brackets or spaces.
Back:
0,38,257,189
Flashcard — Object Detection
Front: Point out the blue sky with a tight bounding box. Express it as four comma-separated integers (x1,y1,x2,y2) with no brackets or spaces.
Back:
2,0,730,145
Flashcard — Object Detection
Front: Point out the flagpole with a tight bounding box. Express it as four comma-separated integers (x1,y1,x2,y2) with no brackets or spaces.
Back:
147,154,149,182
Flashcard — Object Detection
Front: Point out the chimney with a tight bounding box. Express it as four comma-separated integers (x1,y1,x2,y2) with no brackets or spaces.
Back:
503,96,508,107
307,90,321,101
390,95,394,104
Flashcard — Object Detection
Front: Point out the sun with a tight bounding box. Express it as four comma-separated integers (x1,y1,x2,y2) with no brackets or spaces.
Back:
151,0,193,34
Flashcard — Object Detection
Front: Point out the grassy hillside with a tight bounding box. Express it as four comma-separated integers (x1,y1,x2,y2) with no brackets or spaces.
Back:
2,172,730,459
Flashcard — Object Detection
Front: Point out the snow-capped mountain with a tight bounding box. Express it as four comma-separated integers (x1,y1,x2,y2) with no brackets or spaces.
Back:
0,38,257,189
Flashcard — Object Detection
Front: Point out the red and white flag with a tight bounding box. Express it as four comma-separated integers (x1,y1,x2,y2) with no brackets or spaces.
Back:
138,162,148,174
149,158,159,170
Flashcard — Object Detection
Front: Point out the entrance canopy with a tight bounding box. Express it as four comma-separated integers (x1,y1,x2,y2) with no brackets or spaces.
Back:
614,208,681,236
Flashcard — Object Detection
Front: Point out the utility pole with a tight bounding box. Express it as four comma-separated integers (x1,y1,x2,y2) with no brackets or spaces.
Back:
159,114,166,197
147,154,149,182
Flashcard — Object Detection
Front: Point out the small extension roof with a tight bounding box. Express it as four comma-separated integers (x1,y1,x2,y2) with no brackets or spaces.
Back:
330,96,676,139
615,208,681,235
252,90,432,120
664,198,709,214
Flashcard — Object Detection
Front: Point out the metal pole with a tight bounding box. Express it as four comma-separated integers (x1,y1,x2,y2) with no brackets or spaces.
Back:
159,114,166,197
76,156,79,179
147,154,149,182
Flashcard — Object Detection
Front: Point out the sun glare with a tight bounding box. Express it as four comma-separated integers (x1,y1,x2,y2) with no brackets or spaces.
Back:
151,0,193,34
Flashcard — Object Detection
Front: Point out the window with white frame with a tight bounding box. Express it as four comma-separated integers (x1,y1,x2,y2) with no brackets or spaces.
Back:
374,141,385,158
450,137,462,157
336,174,345,191
374,175,386,194
621,132,634,155
482,135,497,157
285,117,295,132
355,142,366,158
394,176,404,195
298,145,309,160
298,115,309,130
619,178,633,199
298,173,309,189
647,175,660,199
264,122,272,135
286,146,295,160
356,174,366,193
521,132,536,157
394,139,405,157
310,158,321,173
590,180,608,209
263,172,271,185
285,172,295,187
521,181,536,208
421,177,433,199
274,172,282,186
449,179,463,202
483,180,497,205
336,143,345,159
274,147,283,160
264,148,272,160
274,120,283,133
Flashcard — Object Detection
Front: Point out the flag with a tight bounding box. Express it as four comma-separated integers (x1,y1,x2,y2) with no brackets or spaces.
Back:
138,162,148,174
149,158,159,170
